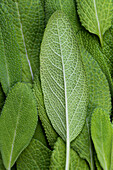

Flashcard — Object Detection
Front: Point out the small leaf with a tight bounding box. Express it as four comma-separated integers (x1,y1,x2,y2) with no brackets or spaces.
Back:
33,75,58,148
77,0,113,45
91,108,112,170
17,139,51,170
50,137,90,170
0,82,38,169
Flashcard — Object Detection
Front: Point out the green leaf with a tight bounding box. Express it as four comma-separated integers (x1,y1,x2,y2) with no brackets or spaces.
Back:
81,49,111,114
91,108,112,170
0,154,5,170
45,0,80,34
0,0,45,85
0,82,38,170
77,0,113,45
110,126,113,170
77,29,113,96
50,137,89,170
33,75,58,148
95,155,103,170
71,117,94,169
0,9,21,94
17,139,51,170
40,11,88,169
33,118,48,147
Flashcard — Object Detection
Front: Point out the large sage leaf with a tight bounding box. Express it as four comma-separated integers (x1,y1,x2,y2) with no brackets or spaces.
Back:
0,82,38,169
91,108,112,170
33,75,58,148
17,139,51,170
77,0,113,45
40,11,88,169
50,137,89,170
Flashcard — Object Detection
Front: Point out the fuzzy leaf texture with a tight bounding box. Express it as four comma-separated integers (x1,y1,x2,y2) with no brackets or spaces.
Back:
40,10,88,143
0,0,45,85
77,29,113,96
17,139,51,170
50,138,89,170
0,82,38,170
77,0,113,45
33,75,58,148
0,4,21,94
91,108,112,170
45,0,80,34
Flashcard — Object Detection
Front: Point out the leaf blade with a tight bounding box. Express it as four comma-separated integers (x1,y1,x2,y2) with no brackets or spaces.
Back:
0,82,38,169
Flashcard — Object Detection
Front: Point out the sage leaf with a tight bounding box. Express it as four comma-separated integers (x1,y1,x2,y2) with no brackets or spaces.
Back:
50,138,89,170
91,108,112,170
33,75,58,148
45,0,80,34
77,0,113,45
0,10,21,94
17,139,51,170
0,82,38,170
40,11,88,169
33,118,48,147
77,29,113,96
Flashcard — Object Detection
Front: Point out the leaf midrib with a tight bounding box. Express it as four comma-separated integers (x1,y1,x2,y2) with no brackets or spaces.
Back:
15,2,34,80
56,19,70,170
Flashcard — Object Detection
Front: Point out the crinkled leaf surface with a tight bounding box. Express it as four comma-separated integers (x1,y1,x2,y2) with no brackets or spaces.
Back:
0,82,38,170
77,0,113,45
50,137,89,170
71,49,111,169
91,108,112,170
45,0,80,34
33,75,58,148
17,139,51,170
33,118,48,147
0,9,21,94
40,10,87,143
40,11,88,169
77,29,113,96
0,0,45,85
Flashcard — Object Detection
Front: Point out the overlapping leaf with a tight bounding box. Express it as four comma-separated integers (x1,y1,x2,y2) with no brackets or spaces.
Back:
17,139,51,170
91,108,112,170
0,82,38,169
33,75,58,148
50,138,89,170
77,0,113,45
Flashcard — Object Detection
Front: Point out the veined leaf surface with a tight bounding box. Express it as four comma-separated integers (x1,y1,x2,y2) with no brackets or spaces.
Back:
0,0,44,85
33,75,58,148
50,138,89,170
17,139,51,170
91,108,112,170
0,82,38,170
45,0,80,34
40,11,88,169
77,0,113,45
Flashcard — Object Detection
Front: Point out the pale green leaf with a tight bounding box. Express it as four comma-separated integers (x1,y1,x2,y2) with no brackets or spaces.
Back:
0,82,38,170
50,137,89,170
91,108,112,170
45,0,80,34
33,118,48,147
33,75,58,148
17,139,51,170
77,29,113,96
77,0,113,45
40,11,88,169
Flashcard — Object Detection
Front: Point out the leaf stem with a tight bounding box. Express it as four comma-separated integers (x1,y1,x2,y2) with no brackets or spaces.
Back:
65,138,70,170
